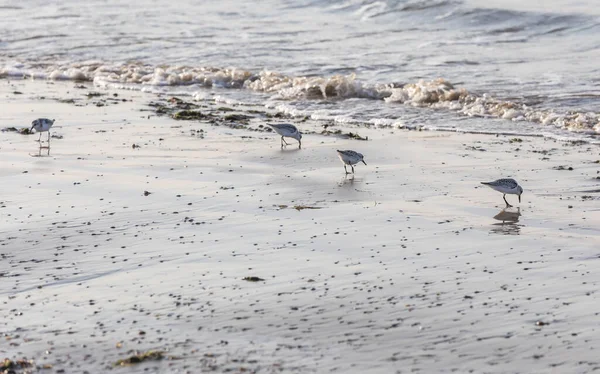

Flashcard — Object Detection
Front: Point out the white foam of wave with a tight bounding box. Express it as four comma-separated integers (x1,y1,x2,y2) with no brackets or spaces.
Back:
367,118,402,128
324,115,361,125
270,104,393,128
192,91,211,101
3,61,382,99
269,103,309,118
212,95,243,105
1,62,254,88
246,71,386,100
383,78,600,134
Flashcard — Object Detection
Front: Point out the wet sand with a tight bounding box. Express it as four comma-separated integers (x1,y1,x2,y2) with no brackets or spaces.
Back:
1,79,600,373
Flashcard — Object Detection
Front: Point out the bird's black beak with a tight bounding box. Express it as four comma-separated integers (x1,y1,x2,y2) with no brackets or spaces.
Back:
362,160,367,165
518,194,521,203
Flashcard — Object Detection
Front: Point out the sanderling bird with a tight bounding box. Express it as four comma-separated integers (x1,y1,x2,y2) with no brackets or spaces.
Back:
481,178,523,207
336,150,367,174
31,118,55,143
267,123,302,149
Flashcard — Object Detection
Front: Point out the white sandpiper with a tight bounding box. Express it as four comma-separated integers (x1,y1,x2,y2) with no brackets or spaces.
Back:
336,150,367,174
481,178,523,207
267,123,302,149
31,118,55,143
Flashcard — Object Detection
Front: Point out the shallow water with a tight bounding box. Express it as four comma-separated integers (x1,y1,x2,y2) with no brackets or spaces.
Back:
1,0,600,142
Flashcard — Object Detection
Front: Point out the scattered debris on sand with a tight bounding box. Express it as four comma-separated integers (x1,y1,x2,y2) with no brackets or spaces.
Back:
114,350,166,366
86,92,105,98
276,204,323,211
321,129,368,140
553,165,574,171
293,205,323,211
2,127,32,135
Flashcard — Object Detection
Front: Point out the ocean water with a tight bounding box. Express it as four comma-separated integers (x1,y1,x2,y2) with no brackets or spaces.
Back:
1,0,599,142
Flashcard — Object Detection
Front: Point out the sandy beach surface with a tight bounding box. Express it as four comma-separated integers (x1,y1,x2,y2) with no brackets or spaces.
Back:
1,78,600,373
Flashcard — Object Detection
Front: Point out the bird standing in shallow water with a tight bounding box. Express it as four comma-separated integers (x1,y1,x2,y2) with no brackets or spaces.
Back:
337,150,367,174
267,123,302,149
481,178,523,207
31,118,55,143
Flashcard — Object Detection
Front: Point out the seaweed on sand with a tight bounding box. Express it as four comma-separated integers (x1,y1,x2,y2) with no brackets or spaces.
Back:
1,357,33,372
172,110,209,120
243,276,265,282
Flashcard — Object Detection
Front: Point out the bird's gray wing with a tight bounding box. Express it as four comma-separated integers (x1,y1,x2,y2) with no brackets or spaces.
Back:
271,124,298,132
496,178,518,188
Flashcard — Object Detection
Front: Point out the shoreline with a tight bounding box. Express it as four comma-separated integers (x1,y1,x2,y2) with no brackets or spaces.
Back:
2,65,600,144
1,78,599,373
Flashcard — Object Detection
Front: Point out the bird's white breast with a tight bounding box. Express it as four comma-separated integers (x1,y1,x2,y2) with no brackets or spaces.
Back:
338,153,360,165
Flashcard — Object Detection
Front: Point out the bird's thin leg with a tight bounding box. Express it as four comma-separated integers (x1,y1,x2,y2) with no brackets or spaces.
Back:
503,194,512,207
344,165,348,174
48,131,51,143
351,165,355,174
282,136,289,145
38,132,42,142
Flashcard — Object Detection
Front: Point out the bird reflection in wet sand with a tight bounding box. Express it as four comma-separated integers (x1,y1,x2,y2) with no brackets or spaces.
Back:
338,174,356,186
490,207,521,235
31,143,51,157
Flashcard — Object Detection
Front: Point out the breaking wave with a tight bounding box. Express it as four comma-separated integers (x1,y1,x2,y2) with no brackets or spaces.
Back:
1,61,599,135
